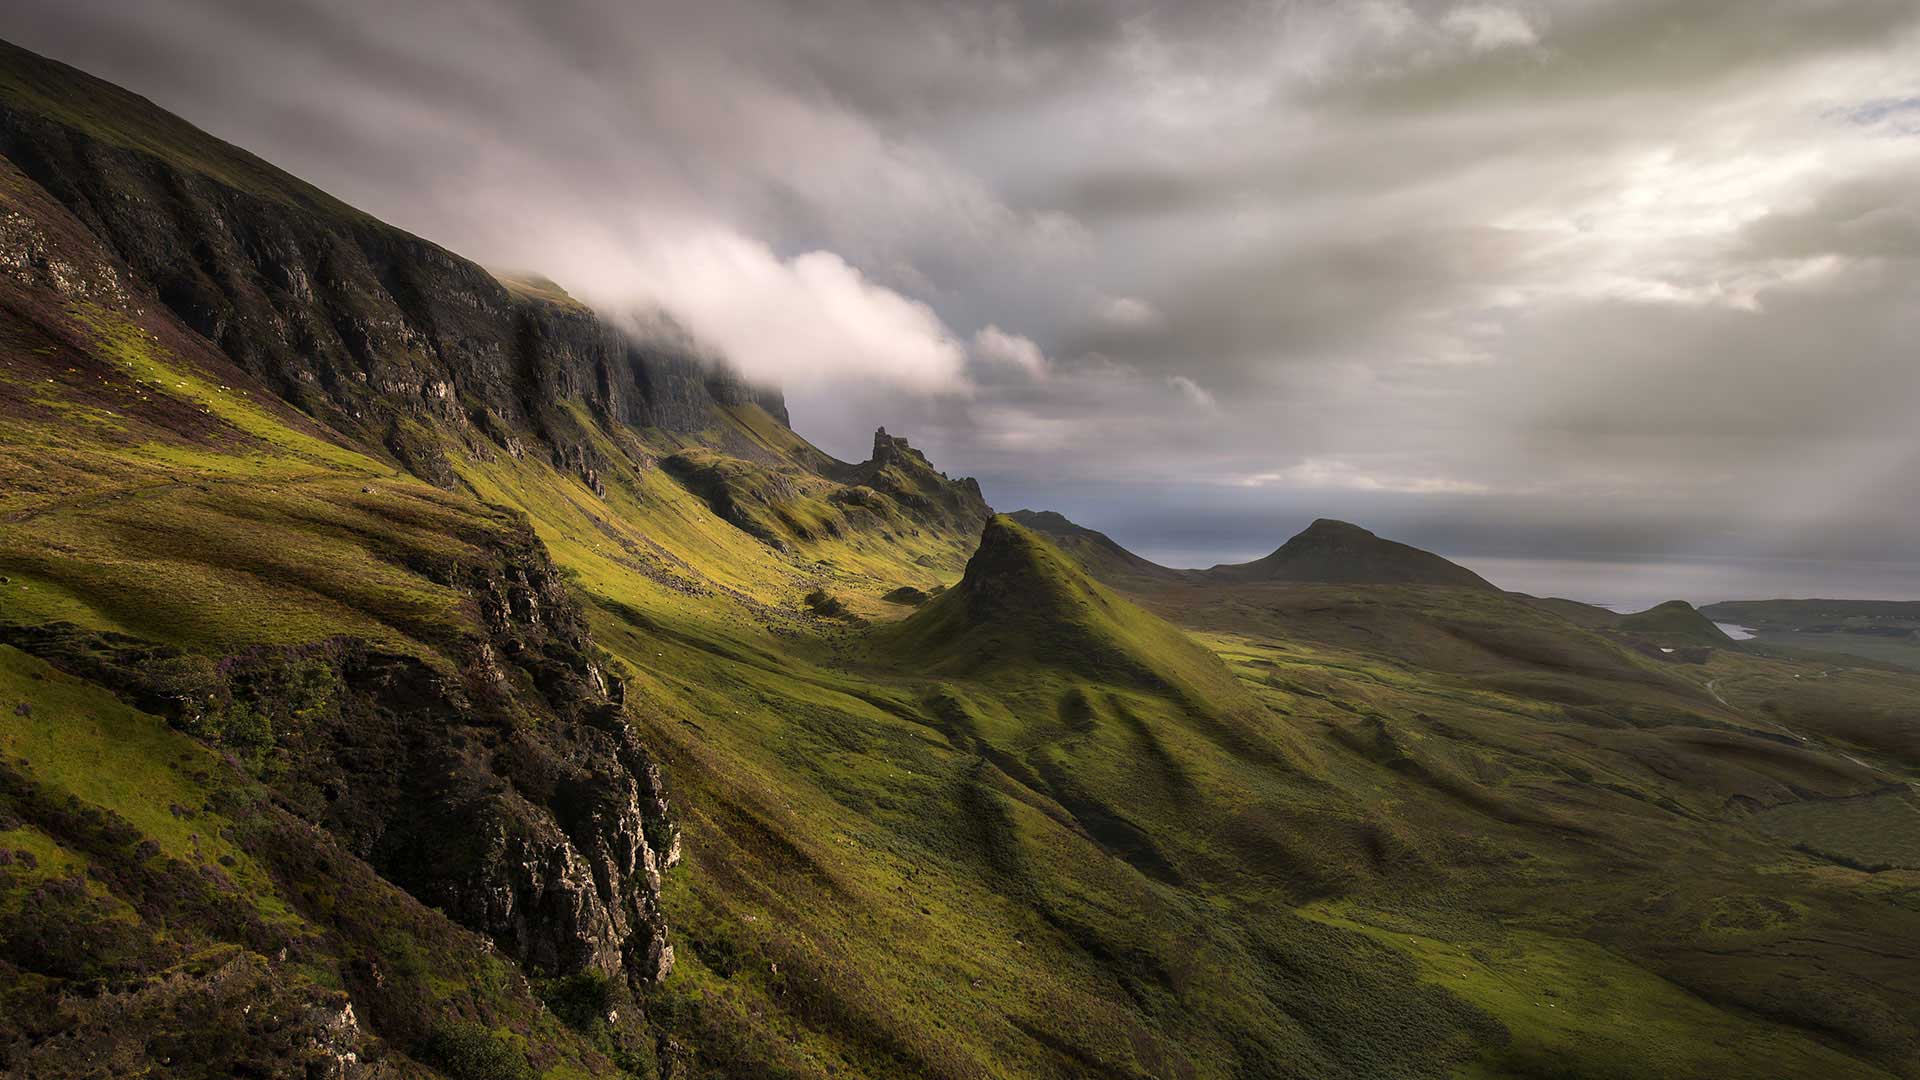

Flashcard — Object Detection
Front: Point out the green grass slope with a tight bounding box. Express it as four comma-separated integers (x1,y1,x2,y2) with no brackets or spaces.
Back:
0,646,636,1079
0,126,691,1075
1703,599,1920,672
0,39,371,220
3,34,1920,1080
1617,600,1735,646
880,516,1255,700
1005,509,1188,586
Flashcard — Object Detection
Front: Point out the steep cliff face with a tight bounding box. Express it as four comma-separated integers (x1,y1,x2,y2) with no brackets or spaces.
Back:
1,516,681,990
0,78,688,1069
831,427,993,536
0,39,784,488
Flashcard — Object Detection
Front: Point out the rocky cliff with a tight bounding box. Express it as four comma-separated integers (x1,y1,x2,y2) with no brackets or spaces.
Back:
0,39,785,490
1,513,681,990
830,427,992,536
0,38,711,1074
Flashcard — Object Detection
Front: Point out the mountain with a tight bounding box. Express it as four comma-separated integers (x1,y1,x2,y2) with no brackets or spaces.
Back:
1617,600,1735,646
1005,508,1188,585
882,516,1269,713
0,36,979,1078
5,37,1920,1080
1205,518,1496,588
1008,510,1493,592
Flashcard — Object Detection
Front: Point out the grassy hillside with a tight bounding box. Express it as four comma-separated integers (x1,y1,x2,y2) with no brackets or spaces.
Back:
4,35,1920,1080
1012,513,1920,1077
1004,509,1189,586
1704,599,1920,672
879,516,1257,702
1616,600,1734,646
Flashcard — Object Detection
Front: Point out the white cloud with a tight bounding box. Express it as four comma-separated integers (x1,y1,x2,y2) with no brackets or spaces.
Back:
594,227,970,394
36,0,1920,564
1232,458,1490,495
1095,294,1165,330
1167,374,1216,409
1442,5,1539,52
971,324,1049,378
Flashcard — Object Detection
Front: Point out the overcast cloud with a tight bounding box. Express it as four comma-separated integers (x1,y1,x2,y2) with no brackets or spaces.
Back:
7,1,1920,578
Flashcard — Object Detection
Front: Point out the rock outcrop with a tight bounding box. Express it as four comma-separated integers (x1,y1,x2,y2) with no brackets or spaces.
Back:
0,39,784,487
829,427,992,536
0,516,681,990
0,950,382,1079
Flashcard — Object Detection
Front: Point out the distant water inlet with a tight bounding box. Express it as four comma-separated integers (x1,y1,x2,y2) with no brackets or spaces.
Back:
1451,554,1920,611
1713,623,1757,641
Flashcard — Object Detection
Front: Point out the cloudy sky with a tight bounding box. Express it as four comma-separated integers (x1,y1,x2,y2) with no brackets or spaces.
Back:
9,1,1920,588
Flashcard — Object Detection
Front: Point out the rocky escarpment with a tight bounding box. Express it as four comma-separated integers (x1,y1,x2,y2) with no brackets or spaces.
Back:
1,516,679,990
0,39,783,489
0,942,372,1080
0,50,682,991
660,449,807,549
653,427,993,553
828,427,992,535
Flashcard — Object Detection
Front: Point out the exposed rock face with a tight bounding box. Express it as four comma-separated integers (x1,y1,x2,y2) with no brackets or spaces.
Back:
294,521,682,988
1,949,386,1079
653,427,993,552
0,39,785,485
830,427,993,535
0,518,681,990
0,42,695,1016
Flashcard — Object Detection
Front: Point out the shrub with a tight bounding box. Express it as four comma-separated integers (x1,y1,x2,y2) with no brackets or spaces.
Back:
418,1020,535,1080
539,970,614,1034
220,701,274,751
803,589,846,618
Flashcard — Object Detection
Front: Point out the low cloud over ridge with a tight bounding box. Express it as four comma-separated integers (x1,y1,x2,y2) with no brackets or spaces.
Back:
8,0,1920,566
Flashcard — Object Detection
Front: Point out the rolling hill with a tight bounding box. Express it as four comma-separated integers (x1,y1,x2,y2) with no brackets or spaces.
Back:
1009,509,1496,591
1004,509,1189,586
1617,600,1735,645
1703,599,1920,672
1205,518,1496,589
3,36,1920,1080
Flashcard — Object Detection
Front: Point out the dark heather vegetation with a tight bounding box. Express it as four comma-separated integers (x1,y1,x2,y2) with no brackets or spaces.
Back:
3,36,1920,1080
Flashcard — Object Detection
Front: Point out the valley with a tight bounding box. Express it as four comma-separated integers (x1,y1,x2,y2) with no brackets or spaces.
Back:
1,35,1918,1080
1702,600,1920,673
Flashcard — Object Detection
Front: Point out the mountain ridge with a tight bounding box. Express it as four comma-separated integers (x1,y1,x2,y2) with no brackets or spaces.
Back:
1206,517,1496,589
1009,509,1496,591
0,37,795,490
883,515,1260,707
1005,508,1189,584
4,34,1920,1080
